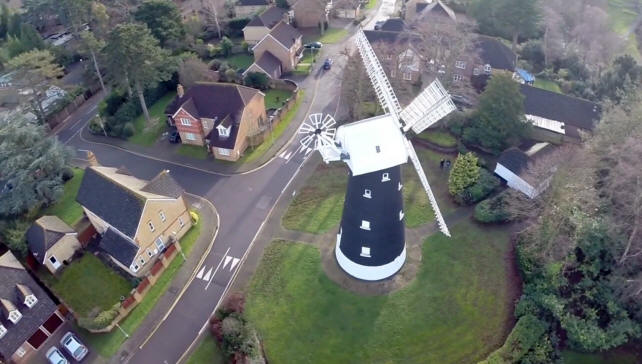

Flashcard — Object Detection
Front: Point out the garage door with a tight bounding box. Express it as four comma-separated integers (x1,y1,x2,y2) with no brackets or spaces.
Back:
43,313,63,334
27,328,48,349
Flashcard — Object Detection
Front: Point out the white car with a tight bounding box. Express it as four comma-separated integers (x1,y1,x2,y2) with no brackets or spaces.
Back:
46,347,69,364
60,332,89,361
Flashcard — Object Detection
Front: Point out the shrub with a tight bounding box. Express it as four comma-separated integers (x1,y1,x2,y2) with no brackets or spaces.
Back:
77,303,120,330
479,315,549,364
455,168,500,205
121,123,135,138
220,37,233,57
474,192,510,223
448,152,480,196
61,167,75,182
0,218,30,256
244,72,270,90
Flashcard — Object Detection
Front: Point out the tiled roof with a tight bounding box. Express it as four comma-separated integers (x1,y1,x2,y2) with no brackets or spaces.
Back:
416,0,456,21
26,216,74,263
76,167,145,238
520,84,601,131
140,170,184,199
254,51,282,76
0,252,57,360
497,148,529,175
99,228,139,267
246,6,287,28
268,21,301,49
476,36,516,71
380,18,406,32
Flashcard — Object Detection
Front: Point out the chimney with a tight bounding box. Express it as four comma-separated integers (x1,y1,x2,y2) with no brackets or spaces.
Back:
86,151,99,166
177,84,185,98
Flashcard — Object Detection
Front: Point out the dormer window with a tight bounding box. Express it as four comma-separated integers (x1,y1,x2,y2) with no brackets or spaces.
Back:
484,64,492,74
455,60,466,69
0,324,6,339
180,118,191,126
217,124,231,138
8,309,22,324
24,295,37,308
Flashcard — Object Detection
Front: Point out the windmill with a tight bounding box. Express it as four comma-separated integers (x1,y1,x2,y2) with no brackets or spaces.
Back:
298,30,456,281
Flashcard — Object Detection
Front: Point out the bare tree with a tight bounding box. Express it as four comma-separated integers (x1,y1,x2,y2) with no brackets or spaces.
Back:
340,53,378,122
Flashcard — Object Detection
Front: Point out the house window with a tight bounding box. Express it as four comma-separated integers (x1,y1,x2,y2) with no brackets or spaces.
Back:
484,64,492,74
360,220,371,230
473,67,480,76
146,249,154,258
131,264,140,273
178,217,185,227
155,236,165,251
8,310,22,324
360,246,371,258
148,221,155,232
24,295,37,308
217,125,230,137
453,74,463,82
48,255,61,270
186,133,196,141
218,148,231,156
455,60,466,69
403,72,412,81
363,189,372,199
139,256,146,266
159,211,166,222
0,324,7,339
180,118,191,126
399,210,405,221
382,172,390,182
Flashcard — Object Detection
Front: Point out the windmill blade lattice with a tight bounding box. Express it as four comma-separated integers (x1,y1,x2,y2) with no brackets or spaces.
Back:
298,113,337,156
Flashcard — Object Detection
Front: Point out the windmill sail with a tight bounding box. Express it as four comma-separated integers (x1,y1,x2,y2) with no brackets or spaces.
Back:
400,80,457,134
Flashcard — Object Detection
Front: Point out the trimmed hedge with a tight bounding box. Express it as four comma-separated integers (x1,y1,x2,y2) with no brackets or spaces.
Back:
474,192,510,223
478,314,548,364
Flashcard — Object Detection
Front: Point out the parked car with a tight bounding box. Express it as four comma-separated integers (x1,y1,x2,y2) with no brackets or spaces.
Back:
304,42,323,49
374,20,385,30
323,58,333,70
46,347,69,364
168,129,181,143
60,332,89,361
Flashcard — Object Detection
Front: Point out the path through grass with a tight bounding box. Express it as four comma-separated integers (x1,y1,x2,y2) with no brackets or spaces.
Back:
246,221,513,363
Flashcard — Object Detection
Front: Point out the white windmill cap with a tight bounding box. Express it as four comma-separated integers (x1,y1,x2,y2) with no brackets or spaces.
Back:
335,114,408,176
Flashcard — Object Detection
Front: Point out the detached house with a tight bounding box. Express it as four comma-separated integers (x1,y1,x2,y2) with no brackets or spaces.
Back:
26,216,81,274
245,21,303,79
364,27,423,83
243,6,288,45
166,83,267,161
0,251,65,363
76,164,192,277
235,0,271,18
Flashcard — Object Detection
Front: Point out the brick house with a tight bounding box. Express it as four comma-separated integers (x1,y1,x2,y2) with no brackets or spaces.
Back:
364,26,423,84
165,83,268,160
0,251,66,364
235,0,271,18
290,0,327,28
76,163,193,277
243,6,288,45
244,21,303,79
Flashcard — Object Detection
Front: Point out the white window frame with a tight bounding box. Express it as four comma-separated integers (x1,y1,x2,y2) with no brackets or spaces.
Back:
403,72,412,81
159,210,166,222
382,172,390,182
138,256,146,266
155,236,165,251
360,220,371,230
24,295,37,308
48,255,61,270
146,248,154,258
0,324,7,339
453,74,463,82
180,118,191,126
484,64,492,73
360,246,371,258
399,210,405,221
218,148,231,156
455,60,466,69
363,189,372,199
186,132,196,141
8,310,22,324
148,221,155,232
473,67,480,76
131,263,140,273
178,217,185,227
217,125,230,137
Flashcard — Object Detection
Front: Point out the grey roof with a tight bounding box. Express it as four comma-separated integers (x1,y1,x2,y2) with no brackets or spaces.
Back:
476,36,516,71
497,148,529,175
76,167,145,238
0,252,57,360
246,6,287,28
140,170,184,199
380,18,406,32
99,228,139,267
363,30,422,45
255,51,282,75
26,216,74,263
269,21,302,49
237,0,269,6
520,84,601,131
416,0,456,21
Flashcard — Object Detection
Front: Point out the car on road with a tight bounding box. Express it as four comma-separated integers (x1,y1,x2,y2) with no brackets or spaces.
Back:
304,42,323,49
46,347,69,364
374,20,385,30
60,332,89,361
323,58,333,70
169,129,181,143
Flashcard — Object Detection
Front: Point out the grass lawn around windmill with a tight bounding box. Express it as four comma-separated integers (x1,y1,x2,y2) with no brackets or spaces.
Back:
282,147,457,233
245,220,514,363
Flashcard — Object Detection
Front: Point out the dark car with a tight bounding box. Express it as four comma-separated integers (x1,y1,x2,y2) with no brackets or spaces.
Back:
169,130,181,143
323,58,333,70
304,42,323,49
374,20,385,30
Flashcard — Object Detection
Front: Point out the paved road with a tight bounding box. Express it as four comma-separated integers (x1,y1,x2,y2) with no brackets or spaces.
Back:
55,40,346,364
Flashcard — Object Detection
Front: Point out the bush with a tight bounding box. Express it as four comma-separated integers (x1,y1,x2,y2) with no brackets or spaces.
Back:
448,152,480,196
61,167,75,182
479,315,549,364
244,72,270,90
77,303,120,330
474,192,510,223
121,123,135,137
455,168,500,205
0,218,30,256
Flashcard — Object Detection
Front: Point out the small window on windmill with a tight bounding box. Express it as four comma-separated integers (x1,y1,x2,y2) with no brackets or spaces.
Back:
375,145,381,153
360,247,371,258
398,182,403,191
363,189,372,199
360,220,371,230
382,173,390,182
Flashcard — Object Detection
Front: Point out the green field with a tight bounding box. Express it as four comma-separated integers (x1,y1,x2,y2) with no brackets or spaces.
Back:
128,92,176,147
43,168,84,226
246,221,513,363
282,148,457,233
264,89,293,110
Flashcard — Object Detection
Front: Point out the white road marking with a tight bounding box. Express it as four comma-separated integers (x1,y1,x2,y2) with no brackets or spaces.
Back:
279,150,288,158
223,255,232,269
202,267,213,282
196,266,205,280
283,151,292,160
205,247,231,290
230,257,240,271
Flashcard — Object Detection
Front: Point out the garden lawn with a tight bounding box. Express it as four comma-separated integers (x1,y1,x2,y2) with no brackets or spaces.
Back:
533,78,562,93
416,129,457,148
79,217,202,358
218,53,254,70
282,147,457,233
186,335,225,364
246,221,513,363
365,0,378,9
606,0,641,59
43,168,84,226
293,63,312,75
317,28,349,44
264,89,293,110
128,92,176,147
44,254,133,317
176,145,209,160
238,91,304,164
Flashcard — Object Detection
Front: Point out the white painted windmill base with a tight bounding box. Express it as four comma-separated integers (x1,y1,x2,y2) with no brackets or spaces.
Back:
335,241,407,281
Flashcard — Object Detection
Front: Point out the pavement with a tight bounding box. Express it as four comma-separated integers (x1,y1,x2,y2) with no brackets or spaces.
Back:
46,2,396,363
